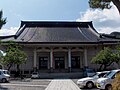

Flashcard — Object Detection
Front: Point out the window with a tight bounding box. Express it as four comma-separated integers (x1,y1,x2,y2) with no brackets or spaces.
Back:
39,57,48,69
71,56,80,68
54,57,65,69
98,73,107,78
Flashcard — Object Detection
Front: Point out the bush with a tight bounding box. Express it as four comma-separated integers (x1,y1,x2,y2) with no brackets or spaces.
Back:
112,73,120,90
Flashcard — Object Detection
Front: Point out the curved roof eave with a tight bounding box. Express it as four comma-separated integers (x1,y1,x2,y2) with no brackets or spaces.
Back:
0,35,15,39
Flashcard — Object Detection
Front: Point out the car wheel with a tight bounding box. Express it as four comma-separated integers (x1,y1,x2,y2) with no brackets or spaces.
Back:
2,78,7,83
105,85,112,90
86,81,94,89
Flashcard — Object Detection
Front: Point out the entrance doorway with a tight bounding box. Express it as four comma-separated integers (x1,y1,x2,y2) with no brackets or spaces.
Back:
54,57,65,69
71,56,80,68
39,57,48,69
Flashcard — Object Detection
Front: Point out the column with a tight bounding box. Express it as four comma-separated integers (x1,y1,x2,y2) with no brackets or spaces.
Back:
48,57,50,69
33,48,37,71
68,48,71,72
50,48,53,72
65,54,67,69
84,48,88,67
80,54,83,68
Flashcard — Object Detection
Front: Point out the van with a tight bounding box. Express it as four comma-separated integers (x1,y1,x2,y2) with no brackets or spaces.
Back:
0,69,10,82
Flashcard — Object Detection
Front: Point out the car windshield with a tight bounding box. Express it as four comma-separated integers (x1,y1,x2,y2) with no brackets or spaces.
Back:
91,72,108,78
32,72,38,74
104,71,116,78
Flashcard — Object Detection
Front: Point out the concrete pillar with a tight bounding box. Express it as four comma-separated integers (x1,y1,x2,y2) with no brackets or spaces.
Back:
84,48,88,67
48,57,50,69
33,48,37,71
68,48,71,72
80,54,83,68
50,48,53,72
65,54,68,69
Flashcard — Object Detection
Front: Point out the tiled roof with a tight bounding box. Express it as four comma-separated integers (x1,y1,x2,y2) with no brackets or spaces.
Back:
0,21,119,44
16,21,99,43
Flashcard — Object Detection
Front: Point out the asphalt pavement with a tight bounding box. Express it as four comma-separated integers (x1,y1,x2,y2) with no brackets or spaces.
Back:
0,78,99,90
0,79,51,90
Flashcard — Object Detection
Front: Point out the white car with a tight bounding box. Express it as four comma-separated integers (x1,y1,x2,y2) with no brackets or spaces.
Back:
96,69,120,90
0,69,10,82
31,72,40,79
77,71,109,89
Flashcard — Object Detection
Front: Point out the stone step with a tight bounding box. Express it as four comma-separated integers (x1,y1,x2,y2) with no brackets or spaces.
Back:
39,72,83,79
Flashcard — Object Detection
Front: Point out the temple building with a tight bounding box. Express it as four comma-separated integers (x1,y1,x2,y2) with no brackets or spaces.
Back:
0,21,120,76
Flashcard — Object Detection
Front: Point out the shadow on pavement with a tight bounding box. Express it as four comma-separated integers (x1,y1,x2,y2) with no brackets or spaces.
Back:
0,87,8,90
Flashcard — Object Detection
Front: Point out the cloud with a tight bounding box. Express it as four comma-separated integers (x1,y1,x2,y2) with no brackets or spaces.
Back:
0,27,18,36
77,3,120,34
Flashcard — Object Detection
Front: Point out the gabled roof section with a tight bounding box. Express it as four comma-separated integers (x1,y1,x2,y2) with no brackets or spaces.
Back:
15,21,96,39
3,21,120,44
10,21,100,43
1,21,120,44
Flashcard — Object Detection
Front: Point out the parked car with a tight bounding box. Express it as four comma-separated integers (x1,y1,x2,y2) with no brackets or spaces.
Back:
77,71,109,89
31,72,40,79
0,69,10,83
96,69,120,90
83,68,96,77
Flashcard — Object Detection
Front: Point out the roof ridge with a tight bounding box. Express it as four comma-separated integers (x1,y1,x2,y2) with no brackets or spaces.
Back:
20,21,93,28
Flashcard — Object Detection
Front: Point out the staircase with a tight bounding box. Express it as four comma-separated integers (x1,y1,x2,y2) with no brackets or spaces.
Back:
39,72,83,79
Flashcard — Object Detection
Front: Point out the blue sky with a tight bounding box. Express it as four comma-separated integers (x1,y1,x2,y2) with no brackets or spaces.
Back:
0,0,89,28
0,0,120,35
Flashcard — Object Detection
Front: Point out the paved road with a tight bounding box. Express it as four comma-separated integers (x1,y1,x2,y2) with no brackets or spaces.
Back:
45,79,80,90
0,79,51,90
0,79,99,90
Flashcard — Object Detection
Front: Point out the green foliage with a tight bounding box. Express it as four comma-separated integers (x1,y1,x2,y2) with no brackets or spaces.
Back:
0,10,6,29
0,51,3,57
91,47,120,70
92,47,112,64
112,73,120,90
0,51,4,68
89,0,112,9
0,41,27,70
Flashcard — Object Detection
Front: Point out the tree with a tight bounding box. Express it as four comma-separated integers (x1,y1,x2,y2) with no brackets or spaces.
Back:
89,0,120,14
0,10,6,29
0,41,27,71
91,47,120,71
0,50,3,57
0,51,3,69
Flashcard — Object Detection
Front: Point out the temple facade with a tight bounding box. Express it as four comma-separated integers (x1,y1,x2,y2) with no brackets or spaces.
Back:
0,21,120,76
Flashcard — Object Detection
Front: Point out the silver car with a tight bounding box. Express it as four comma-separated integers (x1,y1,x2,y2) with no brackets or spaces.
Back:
31,72,40,79
0,69,10,82
96,69,120,90
77,71,109,89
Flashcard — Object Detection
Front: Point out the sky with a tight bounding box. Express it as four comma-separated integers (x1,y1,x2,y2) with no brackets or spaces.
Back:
0,0,120,36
